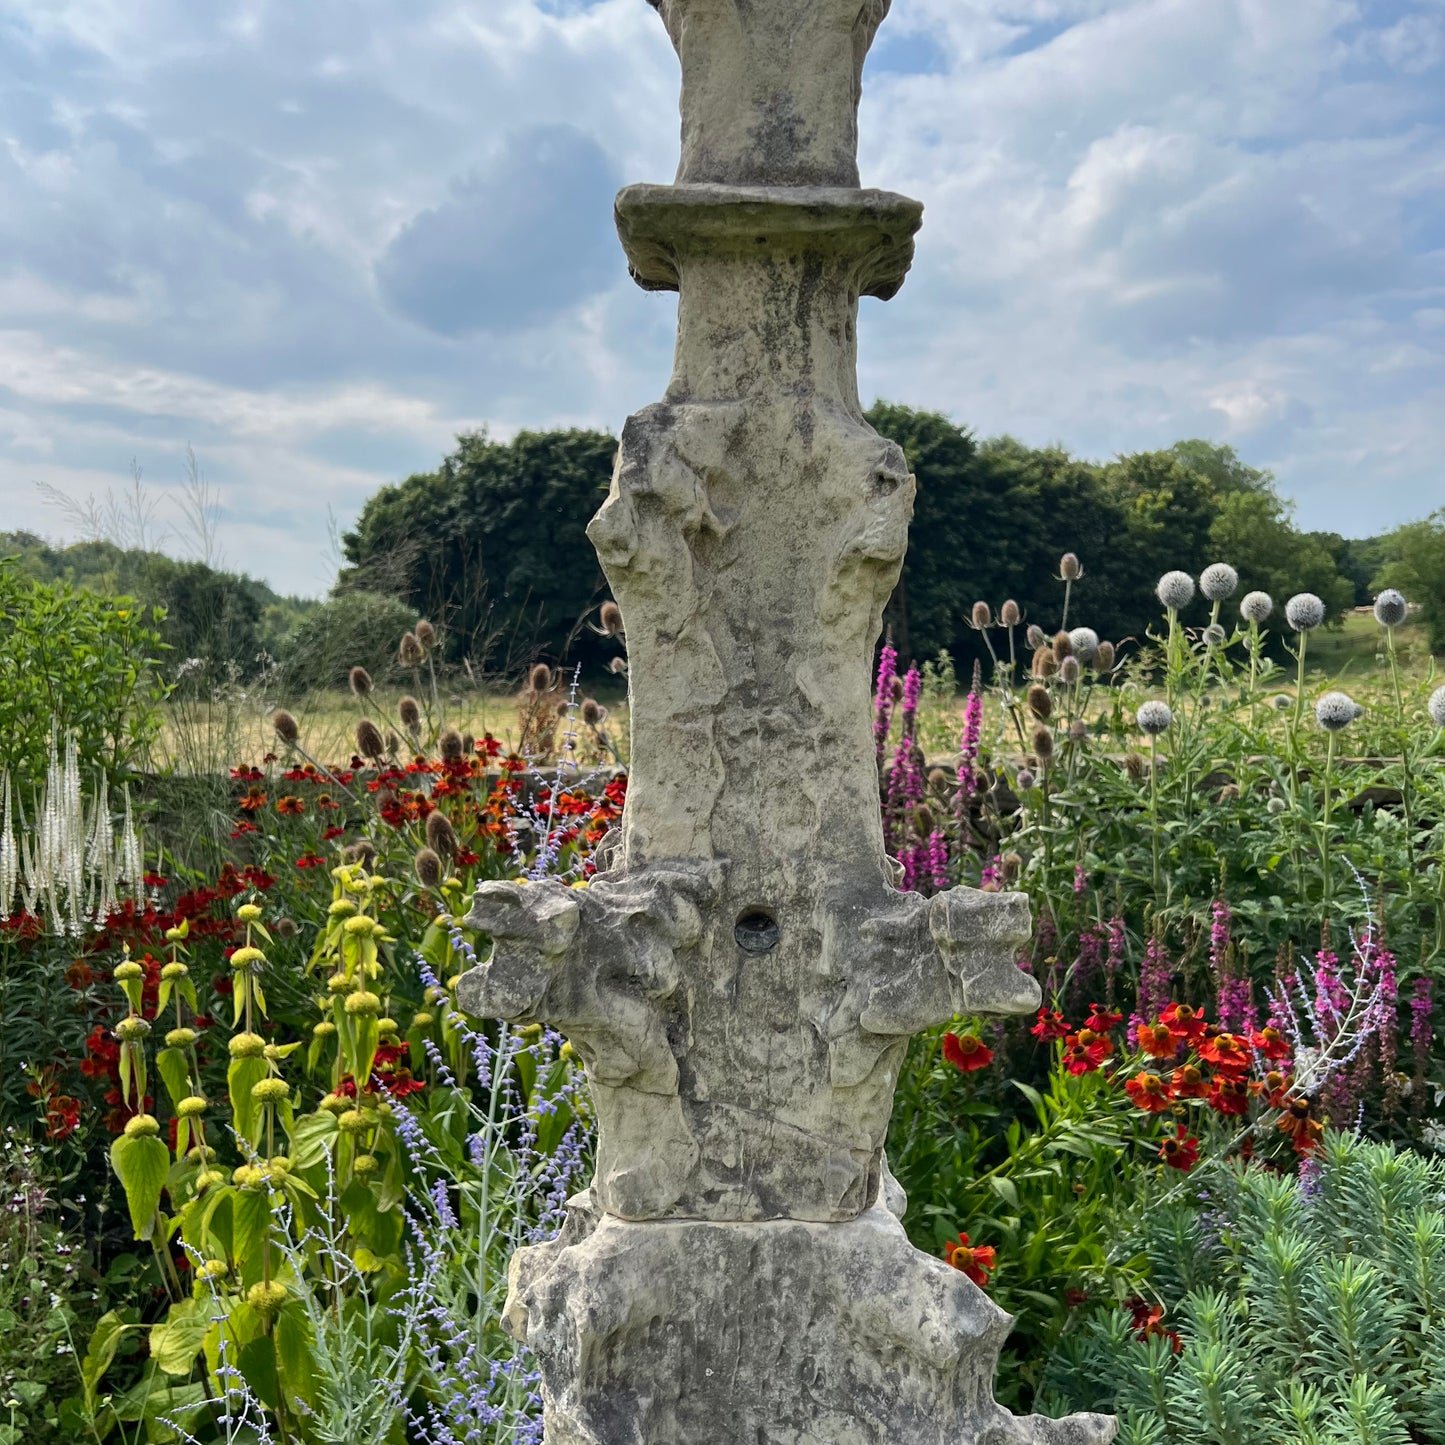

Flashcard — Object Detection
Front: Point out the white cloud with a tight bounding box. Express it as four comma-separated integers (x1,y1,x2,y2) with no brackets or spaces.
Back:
0,0,1441,597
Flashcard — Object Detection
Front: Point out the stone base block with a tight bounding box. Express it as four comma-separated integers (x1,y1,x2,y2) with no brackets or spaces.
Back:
505,1191,1115,1445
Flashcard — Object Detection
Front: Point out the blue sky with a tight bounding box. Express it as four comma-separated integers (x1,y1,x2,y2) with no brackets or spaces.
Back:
0,0,1441,596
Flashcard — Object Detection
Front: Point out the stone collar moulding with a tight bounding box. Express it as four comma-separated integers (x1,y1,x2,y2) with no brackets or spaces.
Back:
455,1,1118,1440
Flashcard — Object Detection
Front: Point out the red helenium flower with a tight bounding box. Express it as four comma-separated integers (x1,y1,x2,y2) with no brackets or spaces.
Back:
944,1233,996,1286
943,1032,994,1073
1159,1124,1200,1171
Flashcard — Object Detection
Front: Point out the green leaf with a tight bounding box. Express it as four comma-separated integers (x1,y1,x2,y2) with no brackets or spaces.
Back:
231,1189,272,1267
156,1047,190,1108
81,1310,134,1410
237,1335,281,1410
287,1110,339,1170
228,1055,268,1142
274,1302,317,1407
110,1132,171,1240
150,1298,211,1376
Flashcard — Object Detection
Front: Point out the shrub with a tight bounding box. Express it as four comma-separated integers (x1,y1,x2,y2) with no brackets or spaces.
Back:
1041,1132,1445,1443
0,563,167,784
273,591,422,692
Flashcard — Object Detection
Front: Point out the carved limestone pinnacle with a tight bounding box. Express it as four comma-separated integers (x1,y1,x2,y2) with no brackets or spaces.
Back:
454,0,1117,1438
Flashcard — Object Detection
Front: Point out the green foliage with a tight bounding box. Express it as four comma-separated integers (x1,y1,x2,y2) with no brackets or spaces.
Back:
1043,1135,1445,1443
340,427,616,672
0,562,167,784
1375,510,1445,653
273,589,423,691
1,531,315,678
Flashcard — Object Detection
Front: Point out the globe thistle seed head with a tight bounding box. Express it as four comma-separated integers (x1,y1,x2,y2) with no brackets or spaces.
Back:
1059,656,1081,685
1026,624,1047,650
415,847,443,889
1000,599,1021,627
599,601,623,635
1156,571,1195,612
1373,589,1408,628
1052,630,1073,661
1272,693,1293,711
581,698,603,726
355,719,385,761
1060,552,1082,581
1315,691,1362,732
1027,684,1052,721
1123,752,1146,781
529,663,553,694
425,811,458,857
398,695,421,733
414,619,437,651
1016,768,1036,791
1032,725,1055,761
1200,563,1239,601
971,601,992,629
1203,623,1226,648
272,709,299,746
1032,647,1058,680
439,727,463,761
1068,627,1099,663
1428,685,1445,728
349,666,373,698
1094,640,1116,674
1267,796,1287,815
399,631,423,667
1137,700,1174,736
1285,593,1326,632
1240,591,1273,624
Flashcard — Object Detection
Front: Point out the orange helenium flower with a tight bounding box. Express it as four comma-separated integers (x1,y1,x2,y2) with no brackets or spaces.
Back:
1137,1022,1178,1058
1124,1072,1172,1113
944,1233,997,1286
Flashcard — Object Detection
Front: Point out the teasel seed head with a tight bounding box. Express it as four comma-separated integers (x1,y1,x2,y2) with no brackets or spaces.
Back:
1094,640,1115,674
399,631,424,667
272,709,299,746
349,666,373,697
1032,725,1055,761
415,619,436,651
1001,852,1023,883
581,698,603,725
355,719,385,760
1031,646,1058,679
1067,719,1087,742
608,656,628,675
1027,684,1052,720
385,729,401,756
912,803,935,837
1052,630,1073,661
1123,752,1147,781
439,727,463,761
1059,656,1080,685
425,810,458,857
1059,552,1082,581
399,695,421,733
461,732,475,755
1026,624,1046,650
1016,768,1036,790
927,767,950,792
599,601,623,635
1000,599,1021,627
971,601,992,629
554,699,570,718
341,840,377,870
529,663,553,694
415,848,443,889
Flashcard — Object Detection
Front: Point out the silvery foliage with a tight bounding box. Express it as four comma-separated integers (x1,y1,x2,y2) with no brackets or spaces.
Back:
1156,571,1195,611
0,732,146,935
1240,591,1273,624
1314,691,1362,732
1136,701,1174,736
1372,589,1408,628
1429,685,1445,729
1068,627,1099,663
1199,563,1239,602
1285,593,1326,631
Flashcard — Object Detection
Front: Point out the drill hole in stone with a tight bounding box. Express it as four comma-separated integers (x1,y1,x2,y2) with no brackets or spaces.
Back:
734,908,780,954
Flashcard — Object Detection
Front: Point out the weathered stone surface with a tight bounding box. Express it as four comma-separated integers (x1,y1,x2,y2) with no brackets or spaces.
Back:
455,0,1116,1436
648,0,891,187
502,1181,1116,1445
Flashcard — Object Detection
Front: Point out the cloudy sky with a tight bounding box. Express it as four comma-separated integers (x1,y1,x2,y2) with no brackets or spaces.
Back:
1,0,1441,597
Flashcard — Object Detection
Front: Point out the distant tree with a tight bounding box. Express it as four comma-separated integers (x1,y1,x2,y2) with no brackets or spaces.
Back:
339,429,617,676
1167,439,1274,495
274,591,423,692
1373,512,1445,653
